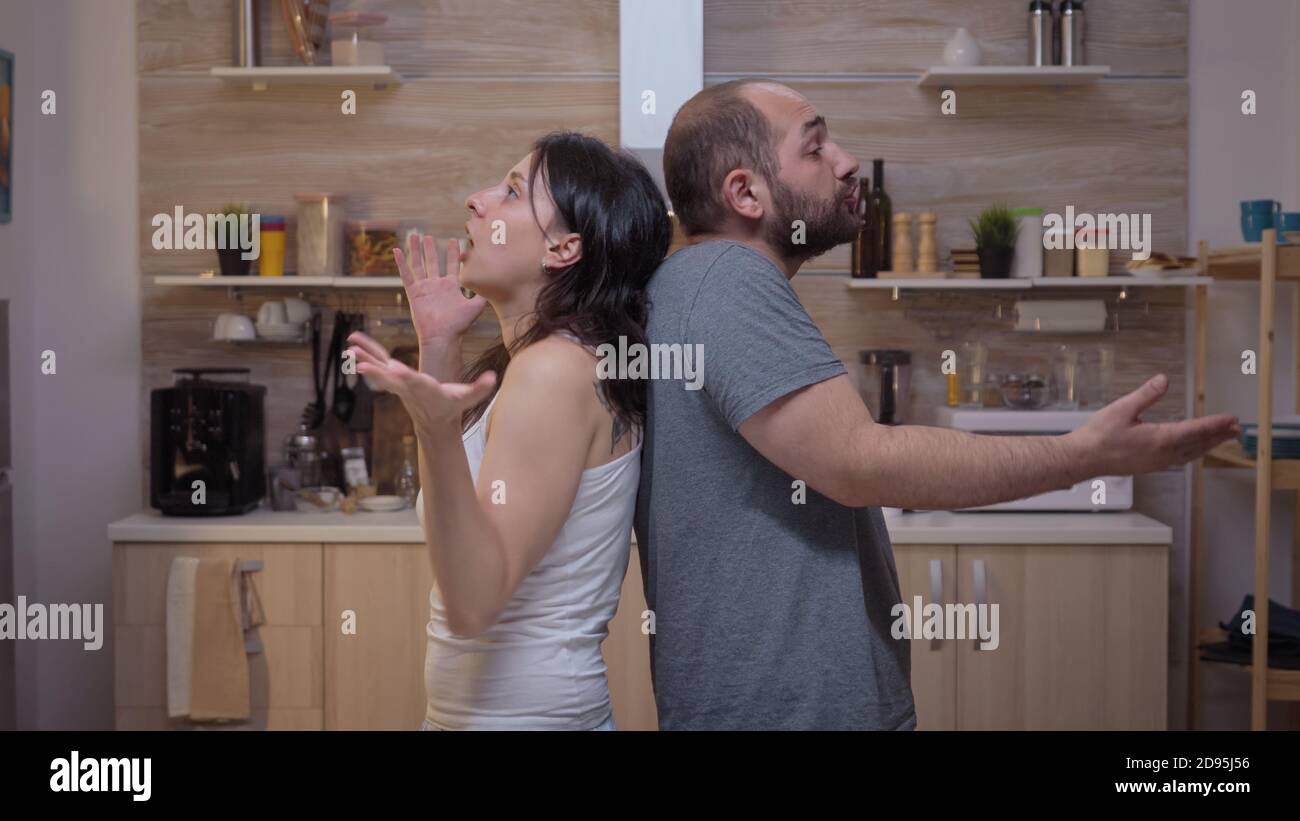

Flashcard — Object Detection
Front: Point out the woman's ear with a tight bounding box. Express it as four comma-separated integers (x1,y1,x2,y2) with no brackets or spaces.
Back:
545,232,583,270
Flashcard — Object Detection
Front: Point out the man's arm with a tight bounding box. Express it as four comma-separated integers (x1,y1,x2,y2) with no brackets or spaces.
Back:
738,372,1239,511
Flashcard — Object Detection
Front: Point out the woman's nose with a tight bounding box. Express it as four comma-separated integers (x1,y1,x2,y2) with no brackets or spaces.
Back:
464,192,485,215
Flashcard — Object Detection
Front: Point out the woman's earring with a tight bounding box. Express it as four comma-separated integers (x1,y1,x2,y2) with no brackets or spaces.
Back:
541,257,549,274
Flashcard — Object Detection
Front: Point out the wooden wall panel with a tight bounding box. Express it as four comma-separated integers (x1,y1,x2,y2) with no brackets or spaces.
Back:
139,77,617,275
138,0,619,75
705,0,1187,76
773,79,1188,273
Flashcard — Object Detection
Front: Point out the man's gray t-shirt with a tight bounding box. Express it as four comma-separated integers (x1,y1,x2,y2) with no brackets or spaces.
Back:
633,239,916,730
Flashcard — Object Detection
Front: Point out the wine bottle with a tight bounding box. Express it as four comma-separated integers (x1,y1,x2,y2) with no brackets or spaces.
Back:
849,175,870,277
862,158,892,276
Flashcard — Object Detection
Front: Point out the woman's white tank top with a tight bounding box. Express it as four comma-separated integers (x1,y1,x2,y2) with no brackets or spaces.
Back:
416,385,640,730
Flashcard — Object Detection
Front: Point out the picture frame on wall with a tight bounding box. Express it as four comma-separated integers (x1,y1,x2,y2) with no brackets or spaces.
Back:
0,48,11,224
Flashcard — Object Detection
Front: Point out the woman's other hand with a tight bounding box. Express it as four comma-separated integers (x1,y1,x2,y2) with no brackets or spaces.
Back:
348,330,495,434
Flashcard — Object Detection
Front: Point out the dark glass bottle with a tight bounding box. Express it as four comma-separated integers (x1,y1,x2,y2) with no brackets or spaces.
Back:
860,158,892,276
849,175,870,277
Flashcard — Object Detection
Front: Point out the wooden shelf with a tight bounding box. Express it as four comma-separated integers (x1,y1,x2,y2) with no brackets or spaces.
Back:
917,65,1110,88
153,275,402,288
1198,630,1300,701
210,66,402,91
843,275,1209,291
1205,243,1300,281
1202,440,1300,489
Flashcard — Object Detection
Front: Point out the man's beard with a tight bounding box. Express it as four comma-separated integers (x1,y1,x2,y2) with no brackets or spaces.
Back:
761,177,861,261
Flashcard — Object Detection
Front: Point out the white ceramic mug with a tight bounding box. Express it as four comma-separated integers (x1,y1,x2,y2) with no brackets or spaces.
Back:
226,314,256,340
282,297,312,325
257,299,289,326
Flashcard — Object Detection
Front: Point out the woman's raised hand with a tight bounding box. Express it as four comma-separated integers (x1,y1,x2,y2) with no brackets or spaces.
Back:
347,329,496,433
393,233,488,345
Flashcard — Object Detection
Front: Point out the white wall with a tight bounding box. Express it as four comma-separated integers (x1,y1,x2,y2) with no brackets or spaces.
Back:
0,0,139,729
1187,0,1300,729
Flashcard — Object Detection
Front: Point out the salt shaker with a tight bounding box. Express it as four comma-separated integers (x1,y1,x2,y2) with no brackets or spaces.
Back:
917,212,938,273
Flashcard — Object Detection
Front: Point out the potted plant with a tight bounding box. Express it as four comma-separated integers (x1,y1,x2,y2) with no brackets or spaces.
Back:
969,204,1018,279
216,202,252,276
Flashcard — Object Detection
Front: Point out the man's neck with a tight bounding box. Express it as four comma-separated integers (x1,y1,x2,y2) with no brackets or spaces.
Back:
686,232,803,280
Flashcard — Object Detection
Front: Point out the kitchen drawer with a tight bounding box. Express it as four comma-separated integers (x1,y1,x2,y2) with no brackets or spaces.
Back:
113,542,322,626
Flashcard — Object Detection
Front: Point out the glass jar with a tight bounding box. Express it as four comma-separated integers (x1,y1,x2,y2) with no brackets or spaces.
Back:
294,192,346,276
345,219,400,275
394,435,419,508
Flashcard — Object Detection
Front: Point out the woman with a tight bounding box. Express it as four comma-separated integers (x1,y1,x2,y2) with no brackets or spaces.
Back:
347,131,672,730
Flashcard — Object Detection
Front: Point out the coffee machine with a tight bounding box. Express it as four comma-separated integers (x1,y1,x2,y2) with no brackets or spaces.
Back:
151,368,266,516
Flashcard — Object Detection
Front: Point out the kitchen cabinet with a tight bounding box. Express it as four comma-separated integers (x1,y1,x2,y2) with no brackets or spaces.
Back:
112,542,324,730
112,538,657,730
896,542,1168,730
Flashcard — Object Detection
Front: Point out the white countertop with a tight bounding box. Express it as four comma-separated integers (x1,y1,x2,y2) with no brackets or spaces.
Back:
108,508,1171,545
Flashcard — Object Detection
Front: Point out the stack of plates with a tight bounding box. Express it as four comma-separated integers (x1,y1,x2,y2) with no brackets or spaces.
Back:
1241,418,1300,458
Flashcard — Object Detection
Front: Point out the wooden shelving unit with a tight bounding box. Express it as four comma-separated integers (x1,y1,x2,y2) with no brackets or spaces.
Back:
1190,228,1300,730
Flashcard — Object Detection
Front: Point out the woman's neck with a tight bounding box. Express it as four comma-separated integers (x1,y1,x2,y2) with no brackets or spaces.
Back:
492,298,538,352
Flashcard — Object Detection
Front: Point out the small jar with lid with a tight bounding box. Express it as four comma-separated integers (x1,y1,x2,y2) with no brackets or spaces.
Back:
1075,226,1110,277
329,12,388,66
345,219,401,276
294,192,346,276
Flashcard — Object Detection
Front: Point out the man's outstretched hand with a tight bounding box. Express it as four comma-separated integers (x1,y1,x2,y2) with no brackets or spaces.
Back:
1067,374,1242,477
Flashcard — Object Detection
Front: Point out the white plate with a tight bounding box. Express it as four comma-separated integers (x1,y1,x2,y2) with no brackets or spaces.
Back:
359,495,407,512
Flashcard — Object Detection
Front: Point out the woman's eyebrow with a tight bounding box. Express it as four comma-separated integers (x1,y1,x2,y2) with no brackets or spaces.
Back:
508,170,528,189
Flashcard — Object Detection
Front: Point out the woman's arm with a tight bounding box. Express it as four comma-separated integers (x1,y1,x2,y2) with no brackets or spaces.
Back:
354,333,598,637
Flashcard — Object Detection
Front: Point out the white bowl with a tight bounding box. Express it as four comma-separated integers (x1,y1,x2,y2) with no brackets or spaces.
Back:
359,495,406,512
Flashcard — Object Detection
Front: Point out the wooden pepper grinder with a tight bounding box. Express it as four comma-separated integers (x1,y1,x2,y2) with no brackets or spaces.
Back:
892,212,914,273
917,211,938,273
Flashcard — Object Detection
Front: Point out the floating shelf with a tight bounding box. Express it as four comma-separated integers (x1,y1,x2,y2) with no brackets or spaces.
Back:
210,65,402,91
843,275,1210,291
153,275,403,288
917,65,1110,87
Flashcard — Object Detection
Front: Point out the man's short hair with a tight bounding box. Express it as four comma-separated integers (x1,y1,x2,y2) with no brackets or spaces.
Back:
663,79,781,236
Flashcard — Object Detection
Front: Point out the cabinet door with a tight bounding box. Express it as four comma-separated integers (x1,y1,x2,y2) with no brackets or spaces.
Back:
893,545,958,730
600,541,658,730
113,542,323,730
323,543,433,730
955,544,1167,730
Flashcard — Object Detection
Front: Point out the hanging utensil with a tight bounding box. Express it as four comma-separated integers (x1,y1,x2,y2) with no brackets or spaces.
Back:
332,311,356,422
347,312,375,431
299,311,326,430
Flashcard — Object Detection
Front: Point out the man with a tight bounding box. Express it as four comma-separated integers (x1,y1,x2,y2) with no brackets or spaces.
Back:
632,79,1239,730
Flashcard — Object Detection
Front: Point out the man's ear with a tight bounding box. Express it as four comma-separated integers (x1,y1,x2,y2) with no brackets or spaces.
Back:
721,168,766,222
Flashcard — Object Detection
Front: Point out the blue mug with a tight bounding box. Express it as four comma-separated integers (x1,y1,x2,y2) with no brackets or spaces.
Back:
1279,212,1300,243
1241,200,1282,242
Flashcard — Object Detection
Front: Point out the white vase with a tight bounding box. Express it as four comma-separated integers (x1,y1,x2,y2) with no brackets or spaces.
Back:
943,27,981,67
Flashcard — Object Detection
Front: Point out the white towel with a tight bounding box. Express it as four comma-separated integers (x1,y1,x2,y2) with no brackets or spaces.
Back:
165,557,199,718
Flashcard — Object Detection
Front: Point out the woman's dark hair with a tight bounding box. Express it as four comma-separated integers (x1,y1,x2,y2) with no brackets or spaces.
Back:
461,131,673,434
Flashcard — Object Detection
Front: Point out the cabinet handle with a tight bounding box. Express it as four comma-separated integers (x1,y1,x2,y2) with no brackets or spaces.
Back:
972,559,988,651
929,559,943,649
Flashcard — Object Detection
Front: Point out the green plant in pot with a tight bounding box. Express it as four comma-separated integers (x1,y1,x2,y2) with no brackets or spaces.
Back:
216,202,253,276
969,204,1018,279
